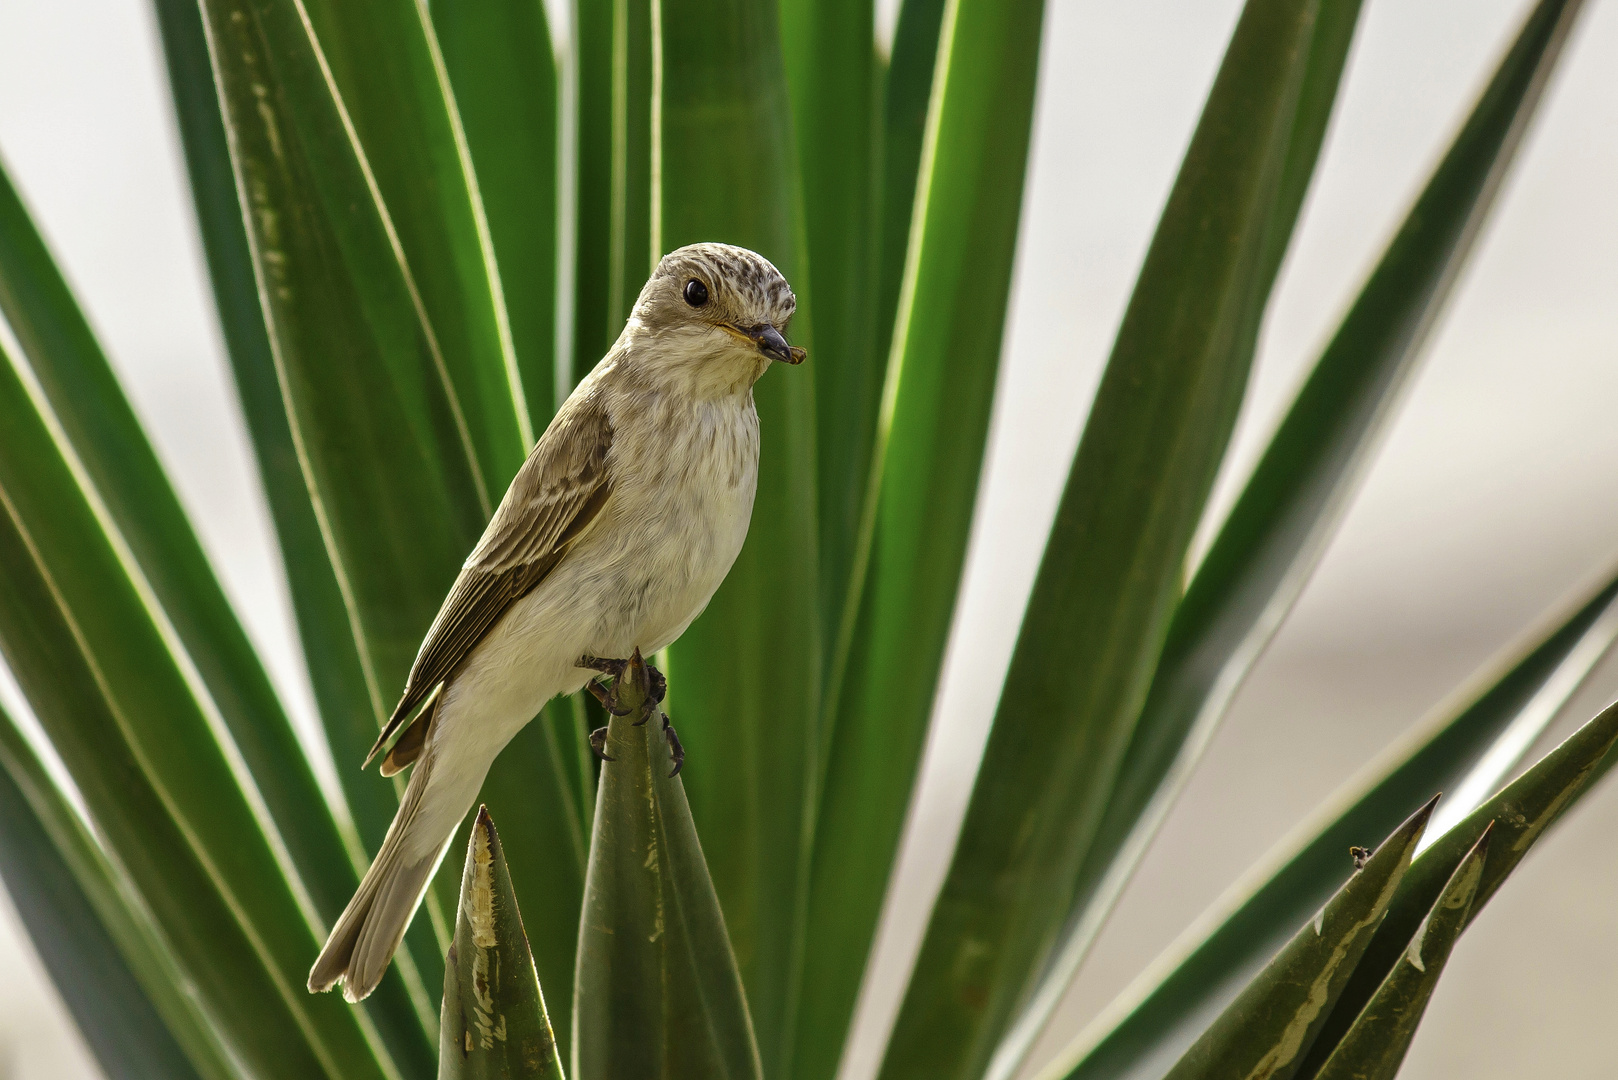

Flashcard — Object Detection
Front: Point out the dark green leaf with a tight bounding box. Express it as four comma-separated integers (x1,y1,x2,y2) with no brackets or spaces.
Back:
438,808,565,1079
0,341,394,1080
433,0,559,425
1001,0,1584,1062
566,0,616,385
573,652,762,1079
794,0,1045,1073
1296,698,1618,1078
0,703,215,1080
655,2,821,1074
1309,827,1490,1080
1162,797,1435,1080
1039,567,1618,1080
300,0,534,499
878,3,1328,1075
150,0,448,1032
781,0,881,634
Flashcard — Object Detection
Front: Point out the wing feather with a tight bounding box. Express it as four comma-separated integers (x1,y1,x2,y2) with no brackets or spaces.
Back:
365,391,614,764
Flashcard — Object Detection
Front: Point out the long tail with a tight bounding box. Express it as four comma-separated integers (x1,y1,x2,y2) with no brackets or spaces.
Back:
309,741,468,1002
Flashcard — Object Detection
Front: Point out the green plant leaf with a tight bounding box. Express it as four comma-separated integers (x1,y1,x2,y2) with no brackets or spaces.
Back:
793,0,1045,1072
573,652,762,1079
876,3,1331,1076
1295,699,1618,1078
0,341,396,1080
1308,826,1490,1080
997,0,1584,1064
149,0,447,1033
1162,796,1436,1080
1038,567,1618,1080
439,807,566,1080
432,0,559,426
0,702,217,1080
781,0,880,634
653,2,820,1074
299,0,534,496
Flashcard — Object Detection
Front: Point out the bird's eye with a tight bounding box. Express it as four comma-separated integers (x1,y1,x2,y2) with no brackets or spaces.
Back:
684,279,709,307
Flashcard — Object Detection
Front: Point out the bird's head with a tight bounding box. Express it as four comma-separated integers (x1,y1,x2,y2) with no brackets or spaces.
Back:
627,242,805,395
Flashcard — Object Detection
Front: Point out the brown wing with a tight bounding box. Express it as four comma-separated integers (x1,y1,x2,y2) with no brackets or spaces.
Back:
365,390,614,765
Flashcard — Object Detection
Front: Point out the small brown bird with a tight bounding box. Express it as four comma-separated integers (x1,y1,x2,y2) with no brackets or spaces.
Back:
309,243,803,1002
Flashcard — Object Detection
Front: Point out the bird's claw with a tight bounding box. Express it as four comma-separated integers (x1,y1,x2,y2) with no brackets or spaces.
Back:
663,714,684,777
578,654,666,716
584,677,634,716
589,726,614,762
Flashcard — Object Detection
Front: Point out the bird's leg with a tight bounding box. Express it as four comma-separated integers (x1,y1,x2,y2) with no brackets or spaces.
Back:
584,676,633,717
589,726,614,762
662,713,685,777
647,665,667,705
577,654,666,716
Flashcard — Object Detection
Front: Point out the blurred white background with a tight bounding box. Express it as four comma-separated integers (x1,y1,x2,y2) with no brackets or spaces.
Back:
0,1,1615,1077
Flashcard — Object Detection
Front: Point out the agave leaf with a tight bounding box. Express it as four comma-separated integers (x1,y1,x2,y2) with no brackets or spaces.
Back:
0,343,395,1080
150,0,448,1027
0,152,360,950
573,652,762,1079
999,0,1585,1063
1294,698,1618,1076
1038,567,1618,1080
432,0,559,425
566,0,614,385
439,808,566,1080
1308,827,1490,1080
0,701,217,1080
299,0,534,493
793,0,1045,1072
781,0,881,633
1162,796,1436,1080
654,1,820,1072
877,2,1331,1075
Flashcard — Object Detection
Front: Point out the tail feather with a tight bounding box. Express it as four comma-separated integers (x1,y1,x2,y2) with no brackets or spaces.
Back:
308,746,447,1002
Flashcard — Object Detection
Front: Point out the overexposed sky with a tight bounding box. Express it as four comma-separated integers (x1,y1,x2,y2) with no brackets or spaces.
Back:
0,2,1615,1078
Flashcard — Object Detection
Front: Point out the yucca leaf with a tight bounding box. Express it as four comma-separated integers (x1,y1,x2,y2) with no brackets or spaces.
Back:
566,0,615,385
653,1,820,1073
1161,796,1436,1080
1308,827,1490,1080
1294,700,1618,1077
0,342,395,1080
997,0,1584,1064
781,0,880,633
299,0,534,493
1038,567,1618,1080
439,807,566,1080
876,3,1329,1076
433,0,559,425
0,151,362,956
573,652,762,1079
794,0,1045,1073
0,702,216,1080
150,0,448,1031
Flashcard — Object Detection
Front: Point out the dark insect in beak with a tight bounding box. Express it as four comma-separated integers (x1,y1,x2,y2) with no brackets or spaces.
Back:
747,324,806,365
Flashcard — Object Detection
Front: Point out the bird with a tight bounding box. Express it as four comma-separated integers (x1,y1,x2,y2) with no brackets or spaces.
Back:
308,242,804,1003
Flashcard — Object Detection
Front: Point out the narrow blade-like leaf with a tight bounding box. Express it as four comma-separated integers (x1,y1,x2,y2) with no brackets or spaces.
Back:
795,0,1045,1073
1309,827,1490,1080
1162,797,1435,1080
1002,0,1584,1063
573,652,762,1079
566,0,614,385
1295,697,1618,1077
433,0,559,425
300,0,533,497
0,703,215,1080
1039,567,1618,1080
439,808,566,1079
655,2,821,1073
879,3,1328,1075
0,343,394,1080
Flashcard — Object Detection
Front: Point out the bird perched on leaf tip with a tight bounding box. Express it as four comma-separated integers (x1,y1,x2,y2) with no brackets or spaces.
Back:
308,242,804,1003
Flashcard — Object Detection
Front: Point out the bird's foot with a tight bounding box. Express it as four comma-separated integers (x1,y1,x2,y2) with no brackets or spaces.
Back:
662,714,685,778
589,726,614,762
577,654,666,716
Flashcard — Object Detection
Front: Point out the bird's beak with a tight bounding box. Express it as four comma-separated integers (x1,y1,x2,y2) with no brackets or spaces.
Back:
728,323,806,365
